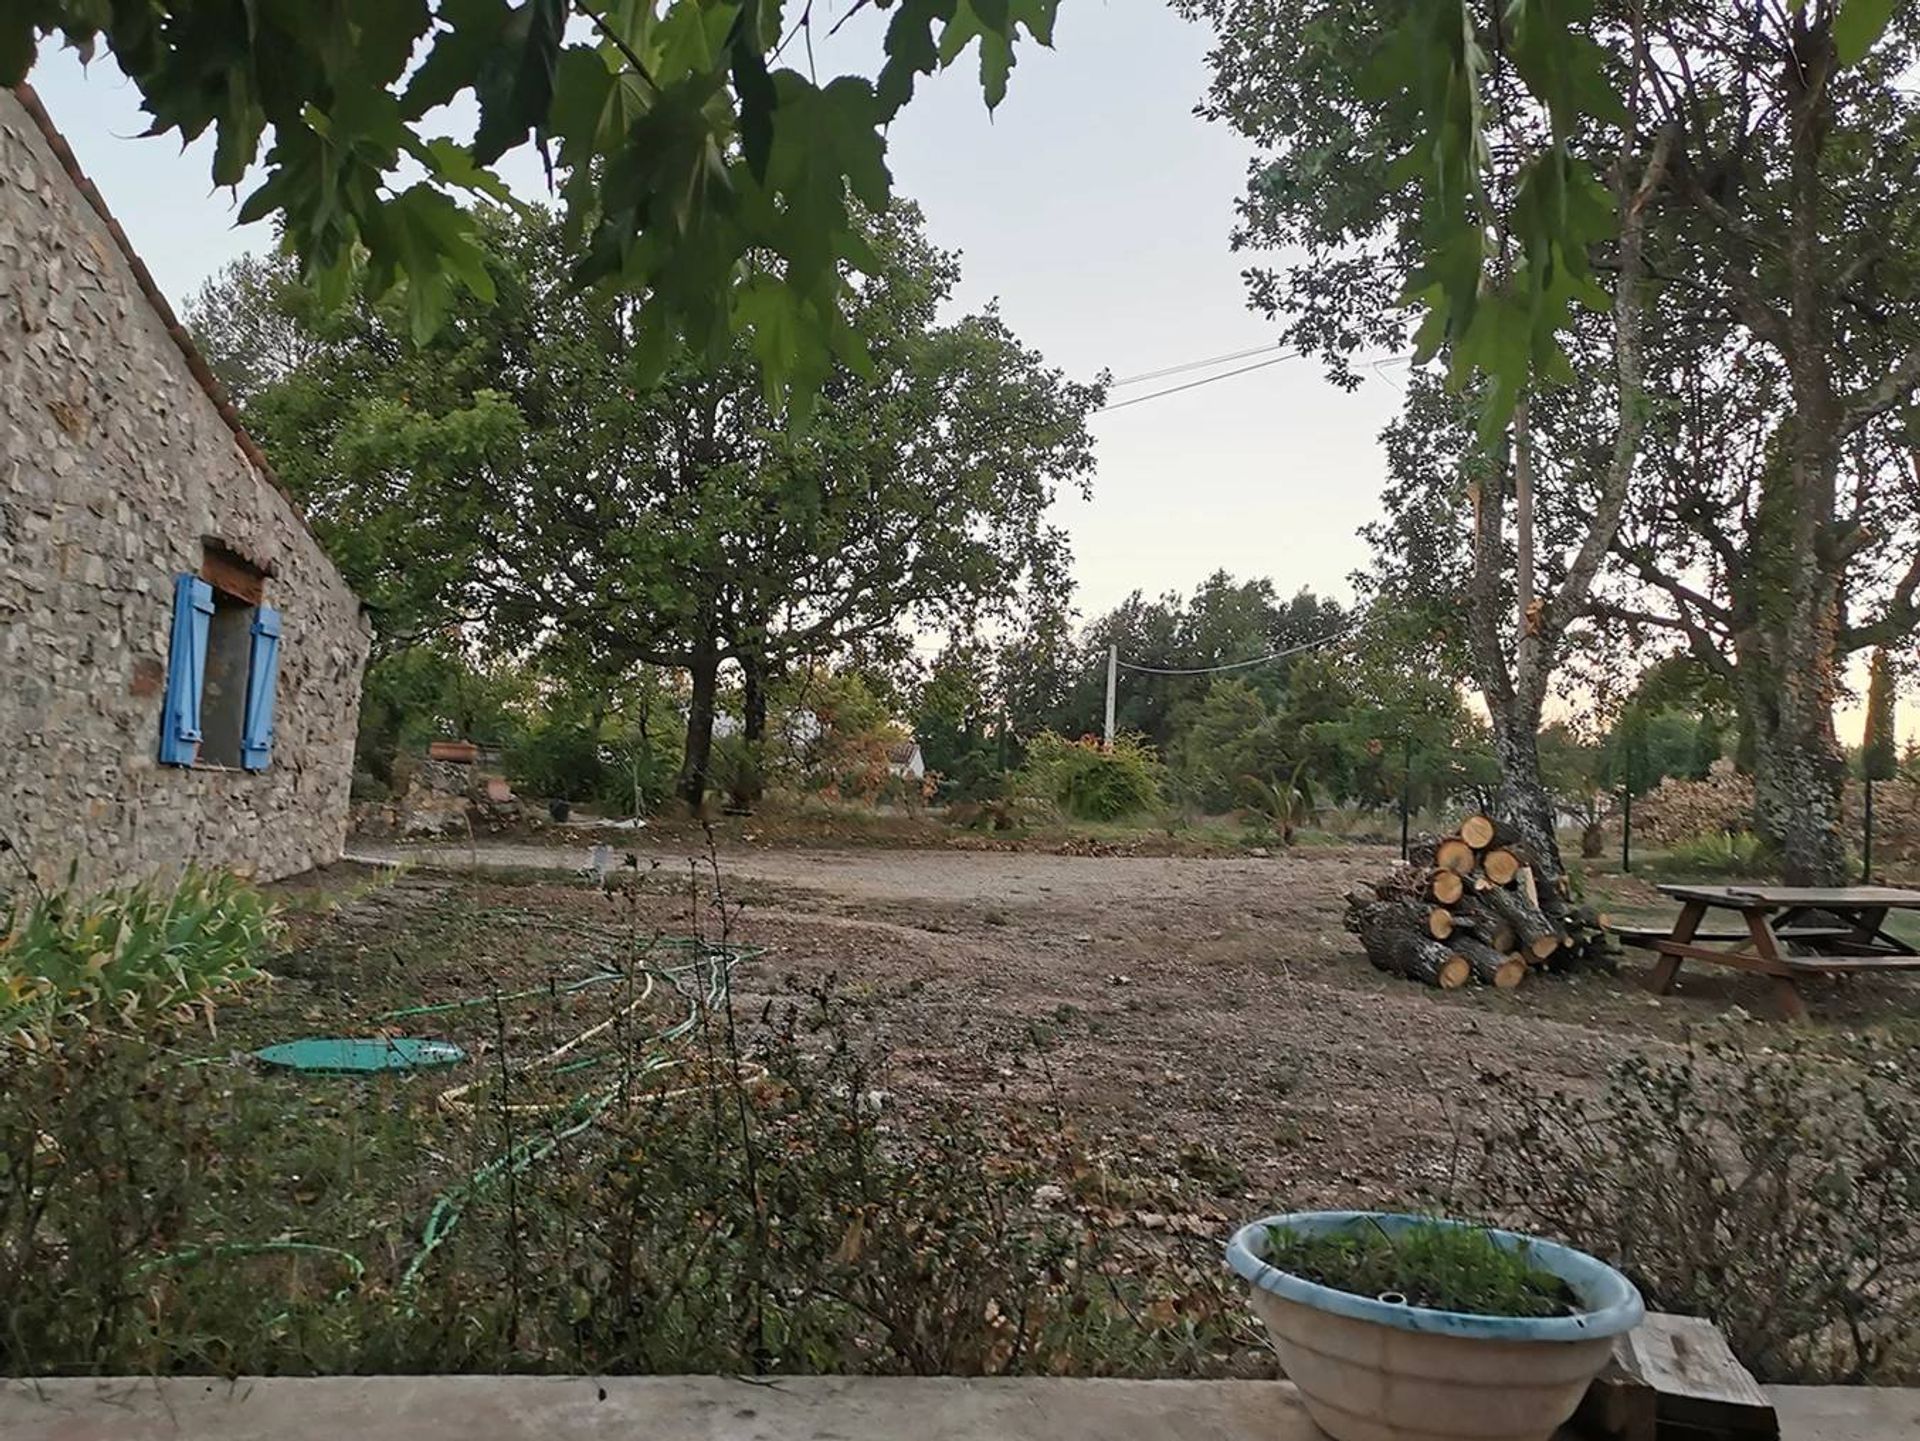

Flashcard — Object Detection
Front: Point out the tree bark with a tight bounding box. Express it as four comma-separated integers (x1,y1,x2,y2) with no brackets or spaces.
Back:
741,654,768,745
677,643,720,809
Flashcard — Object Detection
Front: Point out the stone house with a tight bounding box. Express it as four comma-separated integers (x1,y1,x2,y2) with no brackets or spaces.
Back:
0,85,370,892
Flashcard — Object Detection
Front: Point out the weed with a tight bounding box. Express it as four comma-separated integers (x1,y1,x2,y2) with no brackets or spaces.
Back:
1261,1218,1575,1317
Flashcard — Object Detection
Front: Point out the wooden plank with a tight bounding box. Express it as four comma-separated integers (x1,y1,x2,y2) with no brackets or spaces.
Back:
1570,1358,1657,1441
1612,1313,1778,1439
1657,885,1751,905
1615,926,1849,948
1779,954,1920,974
1727,885,1920,908
1649,940,1793,976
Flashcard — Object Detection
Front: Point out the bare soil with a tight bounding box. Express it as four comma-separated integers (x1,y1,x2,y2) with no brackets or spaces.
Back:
325,840,1920,1221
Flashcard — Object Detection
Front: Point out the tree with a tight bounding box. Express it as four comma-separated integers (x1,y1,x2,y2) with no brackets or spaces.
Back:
195,202,1099,806
910,640,1002,800
1863,649,1899,783
1589,2,1920,881
21,2,1896,423
1184,0,1674,893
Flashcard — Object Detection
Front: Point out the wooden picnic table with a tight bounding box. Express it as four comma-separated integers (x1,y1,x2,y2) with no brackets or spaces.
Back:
1631,884,1920,1019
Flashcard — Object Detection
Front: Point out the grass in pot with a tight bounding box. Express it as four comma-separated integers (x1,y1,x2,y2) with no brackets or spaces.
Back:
1226,1211,1642,1441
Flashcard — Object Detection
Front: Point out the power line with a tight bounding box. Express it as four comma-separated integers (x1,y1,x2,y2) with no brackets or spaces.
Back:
1114,620,1363,676
1109,341,1288,388
1096,349,1303,413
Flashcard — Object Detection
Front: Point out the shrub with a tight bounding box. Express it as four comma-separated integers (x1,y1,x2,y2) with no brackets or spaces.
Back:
1472,1028,1920,1382
506,721,606,802
0,869,277,1048
1020,732,1163,821
0,978,1252,1378
1662,829,1776,876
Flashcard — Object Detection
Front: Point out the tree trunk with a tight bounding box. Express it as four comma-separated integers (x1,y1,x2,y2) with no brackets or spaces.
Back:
1753,709,1849,884
741,654,768,745
677,645,720,810
1490,701,1565,889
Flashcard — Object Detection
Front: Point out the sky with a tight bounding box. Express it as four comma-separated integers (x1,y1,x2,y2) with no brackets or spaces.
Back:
16,10,1896,741
21,4,1402,633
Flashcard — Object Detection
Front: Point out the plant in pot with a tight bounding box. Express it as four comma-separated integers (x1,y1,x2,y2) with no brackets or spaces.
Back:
1226,1211,1642,1441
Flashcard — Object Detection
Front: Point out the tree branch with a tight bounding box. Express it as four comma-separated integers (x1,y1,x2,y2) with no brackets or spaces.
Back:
1840,347,1920,433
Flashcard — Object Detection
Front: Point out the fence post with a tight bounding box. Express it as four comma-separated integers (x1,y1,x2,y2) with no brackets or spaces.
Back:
1400,734,1412,861
1864,776,1875,882
1621,760,1633,875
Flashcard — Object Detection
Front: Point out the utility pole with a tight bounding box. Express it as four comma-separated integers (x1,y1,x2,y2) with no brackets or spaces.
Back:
1103,643,1118,751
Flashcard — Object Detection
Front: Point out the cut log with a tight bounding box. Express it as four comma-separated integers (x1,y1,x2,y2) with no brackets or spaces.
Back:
1451,934,1528,989
1427,906,1455,940
1429,869,1465,905
1480,883,1562,961
1482,847,1522,886
1351,902,1472,988
1434,837,1477,876
1458,813,1497,849
1446,898,1518,954
1517,863,1542,910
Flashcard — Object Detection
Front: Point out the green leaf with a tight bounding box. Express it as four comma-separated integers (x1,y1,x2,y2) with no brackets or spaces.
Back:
472,0,565,163
1834,0,1897,65
0,12,41,87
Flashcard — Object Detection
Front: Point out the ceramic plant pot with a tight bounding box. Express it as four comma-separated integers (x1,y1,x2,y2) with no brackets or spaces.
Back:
1226,1211,1643,1441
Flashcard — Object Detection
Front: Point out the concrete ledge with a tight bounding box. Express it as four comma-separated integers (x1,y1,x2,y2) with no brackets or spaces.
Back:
3,1375,1917,1440
0,1377,1315,1441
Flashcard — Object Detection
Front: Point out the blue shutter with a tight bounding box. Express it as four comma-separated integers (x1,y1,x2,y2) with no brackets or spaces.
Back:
240,604,282,772
158,574,213,766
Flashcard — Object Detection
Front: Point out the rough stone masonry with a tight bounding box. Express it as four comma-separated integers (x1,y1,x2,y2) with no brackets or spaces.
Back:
0,87,370,892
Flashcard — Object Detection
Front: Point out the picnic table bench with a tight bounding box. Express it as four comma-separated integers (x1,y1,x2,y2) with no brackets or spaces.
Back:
1627,884,1920,1019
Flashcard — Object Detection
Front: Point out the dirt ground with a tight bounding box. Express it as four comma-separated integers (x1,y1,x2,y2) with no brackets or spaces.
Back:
329,838,1920,1219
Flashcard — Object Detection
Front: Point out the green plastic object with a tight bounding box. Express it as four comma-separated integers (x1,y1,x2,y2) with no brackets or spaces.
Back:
251,1037,467,1074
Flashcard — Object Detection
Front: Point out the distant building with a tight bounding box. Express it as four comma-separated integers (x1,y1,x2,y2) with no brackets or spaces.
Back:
0,86,370,890
887,739,926,781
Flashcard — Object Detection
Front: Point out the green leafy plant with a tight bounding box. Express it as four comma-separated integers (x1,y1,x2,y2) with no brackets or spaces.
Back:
1020,731,1163,821
1263,1219,1574,1318
1239,763,1317,846
1474,1028,1920,1382
1662,830,1776,877
0,869,277,1047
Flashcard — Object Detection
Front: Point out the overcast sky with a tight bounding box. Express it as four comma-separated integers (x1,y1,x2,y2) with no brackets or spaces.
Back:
22,5,1401,632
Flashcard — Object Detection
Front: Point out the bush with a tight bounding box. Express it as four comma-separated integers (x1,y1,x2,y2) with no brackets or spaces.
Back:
1020,732,1163,821
1473,1028,1920,1382
1662,829,1776,876
0,978,1251,1377
506,721,606,802
0,869,277,1048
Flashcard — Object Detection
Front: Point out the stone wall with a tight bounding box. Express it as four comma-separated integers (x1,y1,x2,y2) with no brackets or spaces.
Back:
0,89,371,893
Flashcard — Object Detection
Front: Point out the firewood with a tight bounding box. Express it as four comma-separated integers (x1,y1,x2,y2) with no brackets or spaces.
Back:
1434,837,1477,876
1451,934,1527,989
1427,906,1455,940
1429,869,1465,905
1482,847,1522,886
1458,813,1497,849
1480,883,1562,961
1350,901,1472,988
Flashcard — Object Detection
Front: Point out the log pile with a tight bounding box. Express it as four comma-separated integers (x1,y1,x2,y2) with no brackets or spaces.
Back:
1343,813,1617,990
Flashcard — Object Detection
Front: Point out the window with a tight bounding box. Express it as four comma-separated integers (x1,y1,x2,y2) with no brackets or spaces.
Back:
157,545,282,771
